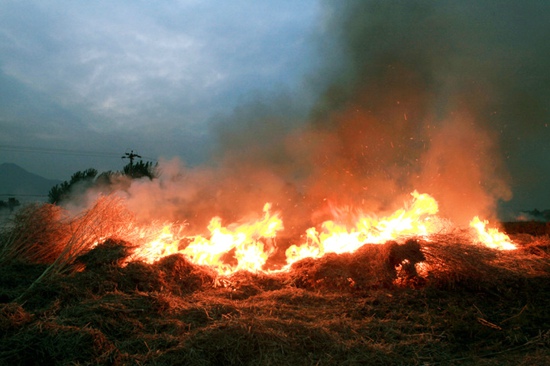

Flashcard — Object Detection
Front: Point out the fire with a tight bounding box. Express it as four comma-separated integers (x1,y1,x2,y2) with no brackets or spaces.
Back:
469,216,516,250
112,221,185,262
141,224,180,258
285,191,442,264
181,203,283,275
106,192,515,276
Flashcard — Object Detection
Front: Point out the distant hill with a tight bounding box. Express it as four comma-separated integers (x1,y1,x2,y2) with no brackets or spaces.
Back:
0,163,61,202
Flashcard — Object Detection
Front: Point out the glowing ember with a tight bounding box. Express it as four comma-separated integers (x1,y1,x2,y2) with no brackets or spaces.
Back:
469,216,516,250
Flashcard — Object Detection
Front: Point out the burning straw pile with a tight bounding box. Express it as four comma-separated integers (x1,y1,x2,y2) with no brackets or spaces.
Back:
0,201,549,365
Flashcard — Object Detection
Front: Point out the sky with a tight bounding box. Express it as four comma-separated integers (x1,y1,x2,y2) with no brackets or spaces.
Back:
0,0,320,174
1,0,549,220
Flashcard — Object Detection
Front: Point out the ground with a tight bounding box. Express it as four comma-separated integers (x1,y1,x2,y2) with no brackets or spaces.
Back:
0,223,549,365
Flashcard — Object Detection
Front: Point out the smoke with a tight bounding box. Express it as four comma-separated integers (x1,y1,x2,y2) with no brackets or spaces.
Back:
294,0,518,224
287,0,550,224
72,0,548,230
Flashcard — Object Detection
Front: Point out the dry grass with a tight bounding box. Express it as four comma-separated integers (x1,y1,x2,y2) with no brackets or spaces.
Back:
0,206,549,365
0,203,69,265
421,232,550,291
0,196,137,302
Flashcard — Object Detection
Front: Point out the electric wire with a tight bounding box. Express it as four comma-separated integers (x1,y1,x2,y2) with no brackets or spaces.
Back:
0,145,122,158
0,194,48,198
0,145,156,161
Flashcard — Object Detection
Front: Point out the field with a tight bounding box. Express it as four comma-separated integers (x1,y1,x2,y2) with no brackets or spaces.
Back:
1,204,549,365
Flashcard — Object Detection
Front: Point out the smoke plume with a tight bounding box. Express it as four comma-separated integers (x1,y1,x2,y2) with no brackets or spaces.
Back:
76,0,549,232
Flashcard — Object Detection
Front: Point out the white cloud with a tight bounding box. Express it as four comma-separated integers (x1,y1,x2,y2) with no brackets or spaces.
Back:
0,0,319,179
0,0,318,130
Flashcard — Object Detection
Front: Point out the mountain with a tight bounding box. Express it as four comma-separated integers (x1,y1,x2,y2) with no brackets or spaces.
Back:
0,163,61,202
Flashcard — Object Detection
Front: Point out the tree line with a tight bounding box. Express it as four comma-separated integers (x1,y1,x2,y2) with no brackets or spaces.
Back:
48,160,156,204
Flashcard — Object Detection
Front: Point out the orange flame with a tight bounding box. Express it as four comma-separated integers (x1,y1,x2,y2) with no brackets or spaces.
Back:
99,192,516,276
469,216,516,250
181,203,283,275
286,191,442,264
112,221,185,262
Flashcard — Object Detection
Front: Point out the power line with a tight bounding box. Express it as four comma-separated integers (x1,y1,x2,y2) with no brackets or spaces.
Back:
0,145,156,161
0,144,123,158
121,148,155,162
122,150,142,165
0,194,48,198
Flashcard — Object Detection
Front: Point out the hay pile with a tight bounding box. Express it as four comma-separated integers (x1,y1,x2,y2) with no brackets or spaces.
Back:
0,203,549,365
285,239,426,291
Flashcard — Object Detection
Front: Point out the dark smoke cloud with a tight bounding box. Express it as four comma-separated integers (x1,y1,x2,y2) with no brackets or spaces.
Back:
292,0,547,223
91,0,549,231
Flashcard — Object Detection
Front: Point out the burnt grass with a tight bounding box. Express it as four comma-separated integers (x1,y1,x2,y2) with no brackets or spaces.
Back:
1,225,549,365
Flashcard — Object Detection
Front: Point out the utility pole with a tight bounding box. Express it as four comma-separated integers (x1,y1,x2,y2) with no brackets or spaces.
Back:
122,150,142,176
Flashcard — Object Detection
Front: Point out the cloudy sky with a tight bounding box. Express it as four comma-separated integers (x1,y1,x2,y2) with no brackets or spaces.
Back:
1,0,549,217
1,0,320,174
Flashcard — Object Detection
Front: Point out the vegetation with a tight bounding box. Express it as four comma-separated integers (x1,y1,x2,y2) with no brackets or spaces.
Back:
0,202,549,365
122,160,156,180
48,161,157,204
48,168,98,204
